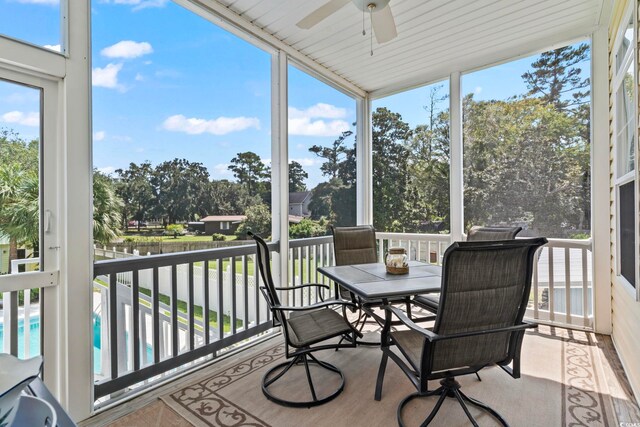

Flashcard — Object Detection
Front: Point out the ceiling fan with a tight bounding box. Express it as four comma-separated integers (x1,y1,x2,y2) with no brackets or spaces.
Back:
296,0,398,44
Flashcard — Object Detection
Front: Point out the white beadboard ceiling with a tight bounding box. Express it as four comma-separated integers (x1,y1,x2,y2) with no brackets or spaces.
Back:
215,0,604,96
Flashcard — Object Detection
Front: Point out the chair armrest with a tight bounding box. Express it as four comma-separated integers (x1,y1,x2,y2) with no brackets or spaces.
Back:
273,299,358,312
429,321,537,342
384,305,438,341
385,305,537,343
273,283,331,292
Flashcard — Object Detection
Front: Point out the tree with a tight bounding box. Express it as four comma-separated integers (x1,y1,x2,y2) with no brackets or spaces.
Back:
289,218,325,239
235,203,271,238
93,171,123,245
309,130,353,181
522,43,590,112
228,152,270,198
288,161,308,192
207,180,260,215
151,158,211,224
115,161,155,230
372,107,412,231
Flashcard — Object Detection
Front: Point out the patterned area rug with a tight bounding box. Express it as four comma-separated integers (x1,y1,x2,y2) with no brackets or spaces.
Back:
160,327,620,427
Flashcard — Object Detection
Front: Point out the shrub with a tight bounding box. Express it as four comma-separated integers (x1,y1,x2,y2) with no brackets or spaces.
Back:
211,233,225,241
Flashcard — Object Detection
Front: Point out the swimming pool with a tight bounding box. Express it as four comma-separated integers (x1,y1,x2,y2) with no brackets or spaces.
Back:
1,314,154,375
0,314,103,373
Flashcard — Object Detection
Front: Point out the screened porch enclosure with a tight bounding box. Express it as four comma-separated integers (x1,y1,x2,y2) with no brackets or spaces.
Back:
0,0,620,422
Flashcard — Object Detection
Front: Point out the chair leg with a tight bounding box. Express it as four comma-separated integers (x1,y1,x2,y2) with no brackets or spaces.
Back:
261,353,346,408
458,389,510,427
396,377,510,427
475,372,482,381
302,354,318,401
374,353,388,401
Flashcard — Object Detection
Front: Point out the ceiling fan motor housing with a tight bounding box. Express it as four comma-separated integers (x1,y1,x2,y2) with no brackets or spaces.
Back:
352,0,391,12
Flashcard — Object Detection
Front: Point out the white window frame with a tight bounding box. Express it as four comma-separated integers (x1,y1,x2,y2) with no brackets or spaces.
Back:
220,221,230,230
612,1,639,298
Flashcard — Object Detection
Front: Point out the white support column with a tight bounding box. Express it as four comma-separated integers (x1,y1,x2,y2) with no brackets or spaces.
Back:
449,72,464,241
271,51,289,297
53,0,93,420
356,95,372,225
591,27,612,334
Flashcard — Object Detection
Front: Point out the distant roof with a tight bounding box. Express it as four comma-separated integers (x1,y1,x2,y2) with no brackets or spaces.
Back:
201,215,246,222
289,191,311,204
288,215,304,224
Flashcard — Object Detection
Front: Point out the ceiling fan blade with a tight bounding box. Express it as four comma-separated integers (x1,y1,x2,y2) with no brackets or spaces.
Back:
296,0,351,29
372,4,398,43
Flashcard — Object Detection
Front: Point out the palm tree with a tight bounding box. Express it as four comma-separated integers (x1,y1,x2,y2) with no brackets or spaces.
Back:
93,171,123,245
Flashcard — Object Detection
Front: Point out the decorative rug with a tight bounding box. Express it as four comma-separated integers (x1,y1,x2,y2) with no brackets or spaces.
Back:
160,326,620,426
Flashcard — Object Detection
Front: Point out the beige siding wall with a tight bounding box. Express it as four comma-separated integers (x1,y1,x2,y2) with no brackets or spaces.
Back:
609,0,640,404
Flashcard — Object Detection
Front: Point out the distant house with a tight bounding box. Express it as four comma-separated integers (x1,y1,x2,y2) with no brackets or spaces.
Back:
201,214,305,236
201,215,246,235
289,191,312,217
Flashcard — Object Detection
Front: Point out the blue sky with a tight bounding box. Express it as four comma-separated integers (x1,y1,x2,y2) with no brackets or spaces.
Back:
0,1,589,188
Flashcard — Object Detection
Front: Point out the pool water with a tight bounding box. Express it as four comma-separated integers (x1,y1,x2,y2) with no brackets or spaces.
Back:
1,314,153,374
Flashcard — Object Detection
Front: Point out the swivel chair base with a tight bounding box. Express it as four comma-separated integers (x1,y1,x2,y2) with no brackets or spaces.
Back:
262,353,344,408
398,377,509,427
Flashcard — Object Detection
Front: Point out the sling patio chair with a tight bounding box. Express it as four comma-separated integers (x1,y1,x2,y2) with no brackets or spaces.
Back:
375,238,547,426
249,231,362,407
414,225,523,314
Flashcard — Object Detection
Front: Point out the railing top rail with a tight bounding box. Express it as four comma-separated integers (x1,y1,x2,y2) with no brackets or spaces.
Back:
543,238,592,249
94,241,278,275
288,235,333,248
375,232,452,242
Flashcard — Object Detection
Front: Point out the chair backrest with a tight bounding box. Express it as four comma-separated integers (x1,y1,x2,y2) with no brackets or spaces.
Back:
466,226,522,241
331,225,378,266
430,238,546,373
248,232,282,323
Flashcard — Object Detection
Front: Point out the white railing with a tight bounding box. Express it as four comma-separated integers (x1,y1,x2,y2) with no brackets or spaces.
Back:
0,258,55,358
288,232,594,330
528,238,593,329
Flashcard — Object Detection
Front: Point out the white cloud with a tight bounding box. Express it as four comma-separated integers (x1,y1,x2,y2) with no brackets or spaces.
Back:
112,135,132,142
162,114,260,135
92,63,123,89
1,111,39,127
44,44,61,52
97,166,116,175
474,86,482,95
93,131,106,141
101,41,153,59
289,103,347,120
109,0,168,10
288,103,350,137
290,158,317,167
288,118,349,137
135,73,144,81
16,0,58,4
213,164,232,176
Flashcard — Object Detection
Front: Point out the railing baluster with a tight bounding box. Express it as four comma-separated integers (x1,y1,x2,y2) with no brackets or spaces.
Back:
171,265,178,357
564,247,571,323
132,270,140,371
188,262,195,351
9,291,17,357
153,268,160,363
306,247,311,305
582,248,589,323
204,260,210,345
24,289,31,357
109,273,118,378
243,255,249,331
298,247,304,306
533,252,539,319
217,258,224,341
231,256,237,335
548,247,555,322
